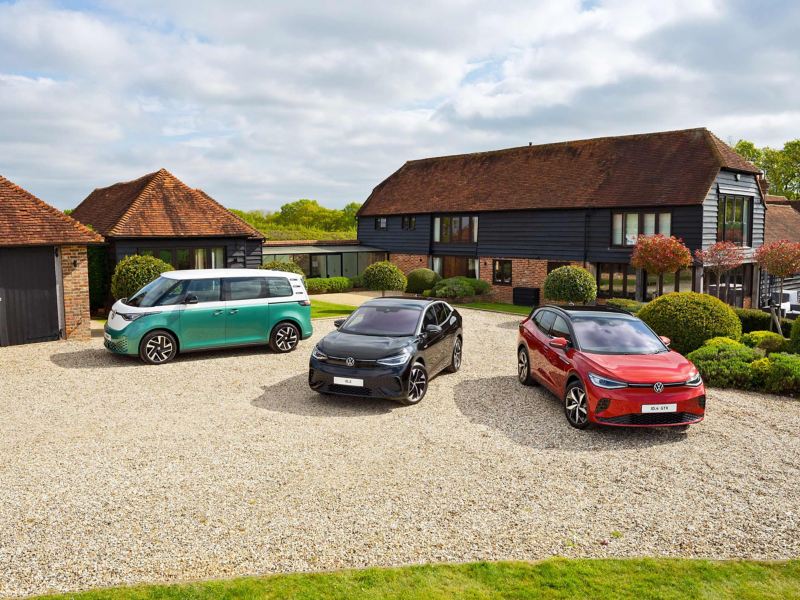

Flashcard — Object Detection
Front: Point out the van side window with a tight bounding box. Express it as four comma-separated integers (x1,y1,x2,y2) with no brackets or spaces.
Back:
155,280,188,306
266,277,293,298
225,278,266,301
185,278,221,303
535,310,556,335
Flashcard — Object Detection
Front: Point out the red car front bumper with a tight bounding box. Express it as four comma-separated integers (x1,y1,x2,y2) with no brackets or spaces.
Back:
585,381,705,427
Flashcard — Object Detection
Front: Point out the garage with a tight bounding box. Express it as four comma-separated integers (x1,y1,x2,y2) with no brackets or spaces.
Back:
0,175,103,346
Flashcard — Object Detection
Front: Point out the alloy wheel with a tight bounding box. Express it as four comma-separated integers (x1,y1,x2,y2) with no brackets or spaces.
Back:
275,325,299,351
452,338,462,369
565,386,589,427
407,364,428,403
144,335,174,364
517,349,529,383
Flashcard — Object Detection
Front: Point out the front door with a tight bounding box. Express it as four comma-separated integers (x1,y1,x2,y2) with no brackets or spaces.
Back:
442,256,469,279
223,277,270,345
177,278,227,350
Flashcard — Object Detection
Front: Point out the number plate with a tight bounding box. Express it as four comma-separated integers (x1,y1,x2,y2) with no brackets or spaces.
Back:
642,403,677,413
334,376,363,387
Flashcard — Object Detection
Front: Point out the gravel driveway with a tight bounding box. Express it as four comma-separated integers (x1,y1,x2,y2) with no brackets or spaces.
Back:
1,309,799,597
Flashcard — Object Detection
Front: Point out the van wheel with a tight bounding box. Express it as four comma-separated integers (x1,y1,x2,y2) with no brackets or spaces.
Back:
139,330,178,365
270,322,300,353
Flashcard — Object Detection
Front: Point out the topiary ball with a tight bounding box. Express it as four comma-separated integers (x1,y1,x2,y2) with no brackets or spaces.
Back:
638,292,742,355
543,266,597,304
111,254,173,301
363,261,407,295
405,268,441,294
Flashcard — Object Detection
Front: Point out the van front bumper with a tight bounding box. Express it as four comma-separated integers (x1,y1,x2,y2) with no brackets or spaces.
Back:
103,324,138,356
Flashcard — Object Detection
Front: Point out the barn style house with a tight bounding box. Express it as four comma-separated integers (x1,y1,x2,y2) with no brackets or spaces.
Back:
357,128,766,308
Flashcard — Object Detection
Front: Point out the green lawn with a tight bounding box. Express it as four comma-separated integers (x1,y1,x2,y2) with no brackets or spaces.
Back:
457,301,532,316
33,559,800,599
310,300,356,319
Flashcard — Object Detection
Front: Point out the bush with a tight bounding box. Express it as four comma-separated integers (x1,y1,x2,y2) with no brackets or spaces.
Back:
431,276,489,299
703,336,742,347
349,275,364,289
405,268,441,294
261,260,305,278
111,255,172,301
303,277,352,294
606,298,646,314
749,357,771,389
543,266,597,304
761,353,800,396
686,341,760,389
734,308,792,337
638,292,741,355
363,261,407,296
740,331,789,355
421,289,433,297
791,319,800,354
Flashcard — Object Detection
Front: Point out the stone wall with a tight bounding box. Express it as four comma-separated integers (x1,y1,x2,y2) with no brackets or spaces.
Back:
478,257,550,303
60,245,91,340
389,253,430,274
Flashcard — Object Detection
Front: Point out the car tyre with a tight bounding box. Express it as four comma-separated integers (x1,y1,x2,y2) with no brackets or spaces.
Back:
445,336,463,373
517,346,537,386
564,379,591,430
270,322,300,353
139,330,178,365
400,361,428,406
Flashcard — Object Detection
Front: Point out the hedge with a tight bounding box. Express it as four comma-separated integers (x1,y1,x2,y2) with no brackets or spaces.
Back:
431,276,490,299
791,318,800,354
761,353,800,396
543,266,597,304
740,331,789,355
261,260,305,278
638,292,741,355
304,277,353,295
605,298,645,314
734,308,792,337
686,341,760,389
406,268,441,294
110,255,173,301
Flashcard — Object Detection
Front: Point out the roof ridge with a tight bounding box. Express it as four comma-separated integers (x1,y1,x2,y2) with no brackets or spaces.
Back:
0,174,103,243
107,169,165,236
703,129,760,173
194,188,263,239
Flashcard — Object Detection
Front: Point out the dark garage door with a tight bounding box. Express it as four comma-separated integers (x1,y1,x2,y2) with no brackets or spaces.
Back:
0,247,60,346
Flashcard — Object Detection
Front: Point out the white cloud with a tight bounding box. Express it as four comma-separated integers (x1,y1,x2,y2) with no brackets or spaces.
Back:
0,0,797,210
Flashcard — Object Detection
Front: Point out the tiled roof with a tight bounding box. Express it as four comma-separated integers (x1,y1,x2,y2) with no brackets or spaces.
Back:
765,195,800,244
0,175,103,247
358,128,761,216
71,169,263,239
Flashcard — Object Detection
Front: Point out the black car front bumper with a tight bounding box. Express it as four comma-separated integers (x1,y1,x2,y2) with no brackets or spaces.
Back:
308,356,411,400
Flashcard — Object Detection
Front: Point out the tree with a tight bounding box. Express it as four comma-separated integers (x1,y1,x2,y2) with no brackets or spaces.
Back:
542,266,597,304
694,241,744,304
362,261,407,297
756,240,800,330
734,139,800,200
630,235,693,296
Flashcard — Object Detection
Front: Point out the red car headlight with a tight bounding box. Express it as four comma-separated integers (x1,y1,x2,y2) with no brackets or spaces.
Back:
588,372,628,389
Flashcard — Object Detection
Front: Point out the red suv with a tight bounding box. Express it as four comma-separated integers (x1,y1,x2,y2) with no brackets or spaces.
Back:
517,305,705,429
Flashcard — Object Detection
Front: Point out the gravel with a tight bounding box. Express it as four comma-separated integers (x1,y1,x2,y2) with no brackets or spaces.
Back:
1,309,799,597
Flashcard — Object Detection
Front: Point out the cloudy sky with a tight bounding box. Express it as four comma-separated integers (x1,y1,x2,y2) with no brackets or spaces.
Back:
1,0,798,210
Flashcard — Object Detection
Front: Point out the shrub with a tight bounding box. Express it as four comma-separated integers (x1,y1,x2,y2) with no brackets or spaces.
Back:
749,357,771,389
740,331,789,355
405,268,441,294
791,319,800,354
638,292,741,355
305,278,329,294
543,266,597,304
703,336,742,347
686,341,760,389
734,308,792,337
363,261,407,296
110,255,172,301
260,260,305,278
303,277,352,294
606,298,646,314
421,289,433,297
431,276,489,299
761,353,800,396
349,275,364,289
325,277,353,293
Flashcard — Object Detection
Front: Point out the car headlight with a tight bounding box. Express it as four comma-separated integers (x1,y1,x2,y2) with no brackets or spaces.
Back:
311,345,328,361
588,372,628,389
685,370,703,387
377,351,412,366
117,312,150,322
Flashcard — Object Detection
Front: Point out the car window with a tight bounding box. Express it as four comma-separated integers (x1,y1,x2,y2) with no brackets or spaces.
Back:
265,277,293,298
536,310,556,335
550,315,572,342
127,276,180,307
225,277,266,301
340,305,422,336
185,278,221,303
434,303,450,325
571,316,666,354
155,280,189,306
422,306,438,329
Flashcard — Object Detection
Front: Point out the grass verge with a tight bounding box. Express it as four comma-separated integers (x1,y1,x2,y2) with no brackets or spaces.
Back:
310,300,356,319
457,301,532,316
33,559,800,599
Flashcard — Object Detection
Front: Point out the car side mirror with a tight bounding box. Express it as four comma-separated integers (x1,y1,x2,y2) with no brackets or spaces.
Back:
334,318,346,328
549,337,568,349
184,294,199,305
660,336,671,347
425,323,443,335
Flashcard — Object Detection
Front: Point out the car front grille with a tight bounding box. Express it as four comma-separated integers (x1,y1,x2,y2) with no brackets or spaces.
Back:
325,356,379,368
328,384,373,397
104,337,128,353
598,412,702,426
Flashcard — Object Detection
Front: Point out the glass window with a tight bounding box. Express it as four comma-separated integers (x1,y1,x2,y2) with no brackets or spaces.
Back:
310,254,327,278
643,213,656,236
434,303,451,324
262,254,275,264
226,277,265,301
175,249,190,270
436,214,475,244
717,195,751,246
375,217,388,230
159,249,173,265
472,216,479,242
340,305,422,337
431,256,442,276
422,307,438,329
194,248,207,269
572,316,666,354
140,249,154,257
492,260,512,285
402,216,416,230
155,280,189,306
550,315,572,343
547,261,569,273
598,263,611,296
326,254,342,277
645,271,660,301
467,258,479,279
536,310,556,335
625,213,639,246
612,213,623,246
266,277,293,298
676,268,693,292
186,278,221,302
342,253,358,279
659,213,671,237
433,217,441,242
126,276,181,307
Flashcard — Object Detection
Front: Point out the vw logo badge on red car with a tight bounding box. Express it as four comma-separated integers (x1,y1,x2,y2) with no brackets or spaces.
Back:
653,382,664,393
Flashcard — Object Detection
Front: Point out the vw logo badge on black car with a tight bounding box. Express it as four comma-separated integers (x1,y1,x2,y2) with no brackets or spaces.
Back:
346,357,355,367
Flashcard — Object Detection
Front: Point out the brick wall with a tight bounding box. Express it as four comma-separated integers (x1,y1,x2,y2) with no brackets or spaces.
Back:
60,245,91,340
389,253,430,274
478,257,550,303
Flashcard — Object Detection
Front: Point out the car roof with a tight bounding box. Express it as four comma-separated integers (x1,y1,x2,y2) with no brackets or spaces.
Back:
361,296,439,309
538,304,636,318
162,268,303,280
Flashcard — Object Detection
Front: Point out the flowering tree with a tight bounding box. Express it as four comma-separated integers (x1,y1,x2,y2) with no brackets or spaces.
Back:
694,241,745,303
756,240,800,329
630,235,693,296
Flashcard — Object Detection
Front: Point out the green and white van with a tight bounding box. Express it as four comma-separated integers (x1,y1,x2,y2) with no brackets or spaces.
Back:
103,269,313,364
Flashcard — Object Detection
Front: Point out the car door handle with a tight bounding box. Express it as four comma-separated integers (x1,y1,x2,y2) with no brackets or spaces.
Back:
229,309,239,314
213,310,224,316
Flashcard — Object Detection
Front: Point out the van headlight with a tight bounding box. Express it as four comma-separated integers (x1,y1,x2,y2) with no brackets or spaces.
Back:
377,351,412,366
588,372,628,389
118,312,149,322
685,370,703,387
311,345,328,361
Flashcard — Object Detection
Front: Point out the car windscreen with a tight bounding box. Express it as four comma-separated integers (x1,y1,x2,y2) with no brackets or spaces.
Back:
339,305,422,337
124,276,181,308
571,315,666,355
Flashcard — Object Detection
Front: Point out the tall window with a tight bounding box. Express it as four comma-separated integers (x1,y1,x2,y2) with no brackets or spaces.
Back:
433,215,478,243
401,216,416,230
717,195,751,246
492,260,512,285
140,247,225,269
596,263,636,299
374,217,388,230
612,211,671,247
